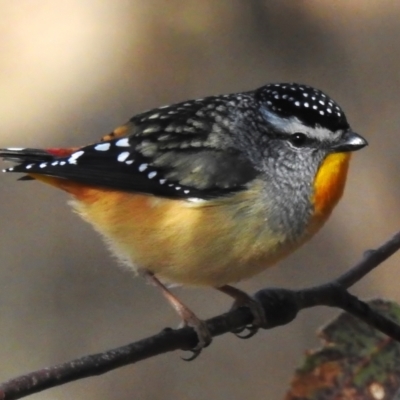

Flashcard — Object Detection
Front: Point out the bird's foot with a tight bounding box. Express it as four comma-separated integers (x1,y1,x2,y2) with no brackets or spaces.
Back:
144,271,212,360
178,310,212,361
217,285,267,339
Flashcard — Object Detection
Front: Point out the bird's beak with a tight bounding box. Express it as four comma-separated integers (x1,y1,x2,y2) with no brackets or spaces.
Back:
331,131,368,152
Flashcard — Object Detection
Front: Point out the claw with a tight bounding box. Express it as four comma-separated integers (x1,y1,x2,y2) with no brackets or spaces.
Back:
230,325,246,335
144,271,212,359
179,312,212,360
217,285,267,338
181,348,202,361
234,324,259,339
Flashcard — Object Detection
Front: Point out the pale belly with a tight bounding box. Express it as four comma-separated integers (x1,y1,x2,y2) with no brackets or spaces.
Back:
70,186,320,287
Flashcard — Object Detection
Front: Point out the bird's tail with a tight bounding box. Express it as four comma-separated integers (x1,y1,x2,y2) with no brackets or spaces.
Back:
0,147,76,168
0,147,53,163
0,147,86,194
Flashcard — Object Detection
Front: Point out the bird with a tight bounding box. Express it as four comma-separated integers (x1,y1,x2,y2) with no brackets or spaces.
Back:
0,82,367,357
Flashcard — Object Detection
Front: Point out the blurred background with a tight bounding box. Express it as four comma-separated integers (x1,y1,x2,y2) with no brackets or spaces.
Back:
0,1,399,399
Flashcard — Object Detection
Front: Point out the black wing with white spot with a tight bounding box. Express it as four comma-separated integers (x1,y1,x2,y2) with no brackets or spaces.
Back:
1,95,258,200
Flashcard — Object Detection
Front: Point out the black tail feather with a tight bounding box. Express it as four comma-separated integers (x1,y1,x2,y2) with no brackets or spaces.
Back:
0,148,53,163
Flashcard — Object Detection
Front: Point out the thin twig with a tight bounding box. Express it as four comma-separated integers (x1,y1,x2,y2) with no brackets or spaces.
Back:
336,230,400,288
1,229,400,400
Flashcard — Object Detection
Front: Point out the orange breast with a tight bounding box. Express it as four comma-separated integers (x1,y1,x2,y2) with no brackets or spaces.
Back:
311,152,351,225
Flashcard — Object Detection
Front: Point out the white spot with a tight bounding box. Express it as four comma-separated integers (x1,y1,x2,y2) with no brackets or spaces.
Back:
51,161,59,166
148,171,157,179
6,147,24,151
304,102,309,107
117,152,130,162
319,110,325,115
125,160,134,165
142,126,159,134
7,167,14,171
116,138,130,147
68,150,85,164
267,101,272,106
303,93,309,97
321,94,326,97
337,112,341,116
139,163,148,172
311,96,316,100
159,179,166,184
158,104,169,109
319,100,325,105
39,163,47,168
327,108,332,113
94,143,110,151
187,197,205,203
2,169,6,173
184,190,190,194
168,183,174,187
175,186,181,190
274,95,279,100
60,161,66,166
312,105,317,110
26,164,34,169
148,113,160,119
70,150,84,159
294,101,300,106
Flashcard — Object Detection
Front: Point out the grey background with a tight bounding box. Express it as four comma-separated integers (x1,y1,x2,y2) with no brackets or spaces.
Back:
0,1,399,399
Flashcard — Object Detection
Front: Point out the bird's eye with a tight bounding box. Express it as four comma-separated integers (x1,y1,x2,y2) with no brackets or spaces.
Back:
289,132,308,147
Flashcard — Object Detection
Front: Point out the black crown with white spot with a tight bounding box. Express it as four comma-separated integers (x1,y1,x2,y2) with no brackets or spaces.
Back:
255,83,349,131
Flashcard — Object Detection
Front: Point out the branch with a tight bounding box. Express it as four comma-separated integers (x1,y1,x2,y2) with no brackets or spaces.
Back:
2,230,400,400
336,230,400,288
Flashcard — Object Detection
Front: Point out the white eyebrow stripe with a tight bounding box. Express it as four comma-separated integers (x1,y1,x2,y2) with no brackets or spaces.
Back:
260,107,341,141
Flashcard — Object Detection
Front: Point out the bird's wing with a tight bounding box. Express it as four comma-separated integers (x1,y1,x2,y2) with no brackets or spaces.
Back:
1,96,258,200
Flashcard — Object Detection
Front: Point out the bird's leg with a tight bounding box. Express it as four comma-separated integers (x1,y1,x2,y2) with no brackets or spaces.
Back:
217,285,267,338
144,271,212,359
